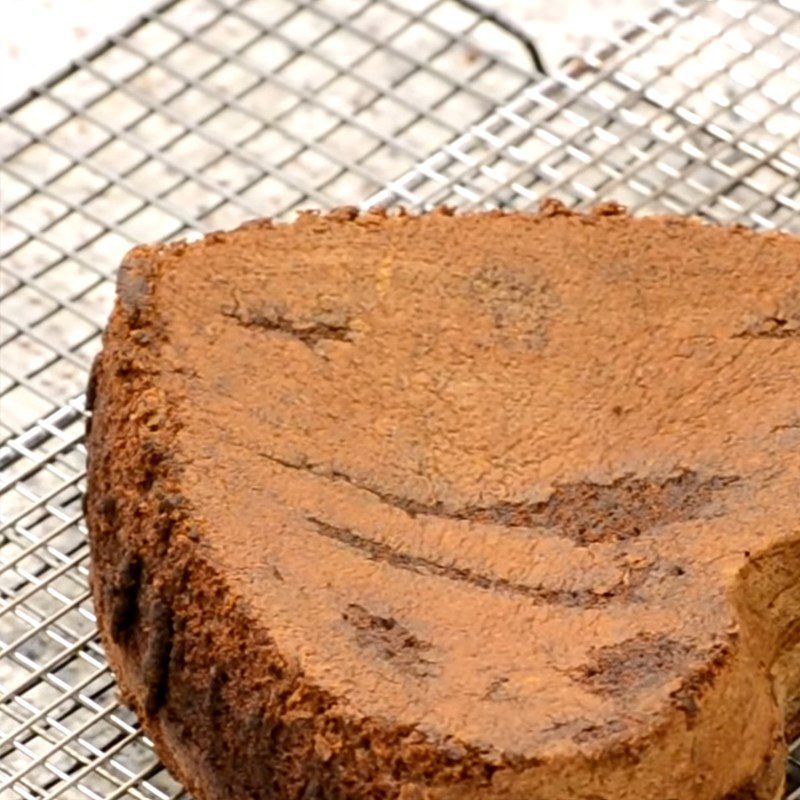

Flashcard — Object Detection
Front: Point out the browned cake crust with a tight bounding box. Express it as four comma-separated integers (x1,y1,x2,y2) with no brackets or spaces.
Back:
86,203,800,800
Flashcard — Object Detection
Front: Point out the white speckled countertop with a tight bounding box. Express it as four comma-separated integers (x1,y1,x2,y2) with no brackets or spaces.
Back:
0,0,657,107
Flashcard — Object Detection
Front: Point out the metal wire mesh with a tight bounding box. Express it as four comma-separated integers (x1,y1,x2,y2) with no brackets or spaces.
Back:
1,0,798,798
373,0,800,222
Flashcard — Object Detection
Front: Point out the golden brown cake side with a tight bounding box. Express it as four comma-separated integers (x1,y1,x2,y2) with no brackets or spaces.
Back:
86,205,800,800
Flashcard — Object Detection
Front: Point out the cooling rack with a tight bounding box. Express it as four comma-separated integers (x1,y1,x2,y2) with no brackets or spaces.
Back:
1,0,799,798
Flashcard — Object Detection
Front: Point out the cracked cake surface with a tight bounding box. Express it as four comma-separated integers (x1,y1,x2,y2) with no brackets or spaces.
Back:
86,204,800,800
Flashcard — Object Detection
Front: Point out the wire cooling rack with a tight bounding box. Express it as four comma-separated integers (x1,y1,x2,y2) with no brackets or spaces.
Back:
1,0,799,798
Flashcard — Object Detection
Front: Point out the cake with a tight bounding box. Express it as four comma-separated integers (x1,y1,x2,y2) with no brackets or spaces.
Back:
85,203,800,800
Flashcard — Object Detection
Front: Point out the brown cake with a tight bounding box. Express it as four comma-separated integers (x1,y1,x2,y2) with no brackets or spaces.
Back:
86,203,800,800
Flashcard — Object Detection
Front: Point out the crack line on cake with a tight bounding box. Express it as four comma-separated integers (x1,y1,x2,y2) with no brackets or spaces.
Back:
307,516,649,608
343,603,438,678
258,451,451,518
221,304,352,348
262,452,736,545
734,313,800,340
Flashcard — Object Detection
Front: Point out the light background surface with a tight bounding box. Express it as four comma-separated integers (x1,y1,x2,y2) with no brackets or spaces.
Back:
0,0,657,106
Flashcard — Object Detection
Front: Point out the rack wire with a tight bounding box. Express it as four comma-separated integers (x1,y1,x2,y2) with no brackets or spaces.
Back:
1,0,798,798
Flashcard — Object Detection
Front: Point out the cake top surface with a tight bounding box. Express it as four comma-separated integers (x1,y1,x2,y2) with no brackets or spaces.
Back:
119,205,800,760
